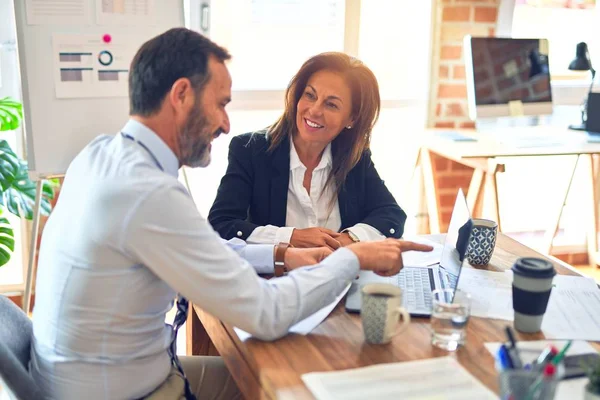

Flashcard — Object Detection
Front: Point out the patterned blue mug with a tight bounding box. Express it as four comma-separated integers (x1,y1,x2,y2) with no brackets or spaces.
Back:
466,218,498,265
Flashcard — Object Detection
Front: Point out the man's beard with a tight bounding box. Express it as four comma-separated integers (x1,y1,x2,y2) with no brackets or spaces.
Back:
178,107,217,168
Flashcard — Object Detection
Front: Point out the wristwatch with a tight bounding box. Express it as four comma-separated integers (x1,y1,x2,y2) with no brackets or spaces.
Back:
343,229,360,243
274,242,292,277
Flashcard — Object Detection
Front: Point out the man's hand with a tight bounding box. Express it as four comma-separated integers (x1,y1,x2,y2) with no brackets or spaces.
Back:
284,247,333,271
347,239,434,277
290,228,341,251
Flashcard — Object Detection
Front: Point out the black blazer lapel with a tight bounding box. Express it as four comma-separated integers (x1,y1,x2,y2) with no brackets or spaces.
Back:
269,136,290,227
338,174,356,230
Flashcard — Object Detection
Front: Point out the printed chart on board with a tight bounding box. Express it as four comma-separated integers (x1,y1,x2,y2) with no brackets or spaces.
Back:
52,33,144,98
96,0,156,25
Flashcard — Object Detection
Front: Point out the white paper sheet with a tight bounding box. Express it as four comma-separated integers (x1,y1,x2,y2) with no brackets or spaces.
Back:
234,284,351,341
457,268,514,321
542,275,600,340
25,0,92,25
96,0,156,25
401,235,444,267
485,340,598,400
301,356,496,400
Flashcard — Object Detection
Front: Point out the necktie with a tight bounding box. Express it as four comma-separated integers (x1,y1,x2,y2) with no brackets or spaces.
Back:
169,296,196,400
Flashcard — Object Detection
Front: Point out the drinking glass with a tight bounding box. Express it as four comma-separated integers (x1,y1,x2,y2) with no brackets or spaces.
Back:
431,289,471,351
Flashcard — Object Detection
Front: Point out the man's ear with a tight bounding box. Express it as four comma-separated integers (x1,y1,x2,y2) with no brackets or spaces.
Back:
168,77,195,115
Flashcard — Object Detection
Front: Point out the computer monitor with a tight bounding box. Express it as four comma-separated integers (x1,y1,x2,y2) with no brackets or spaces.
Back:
463,36,553,120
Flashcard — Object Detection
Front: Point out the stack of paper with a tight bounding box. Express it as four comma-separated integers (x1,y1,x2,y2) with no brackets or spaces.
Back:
485,340,598,400
301,357,496,400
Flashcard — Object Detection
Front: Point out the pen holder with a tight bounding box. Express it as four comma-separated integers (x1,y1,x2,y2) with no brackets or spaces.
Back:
499,369,559,400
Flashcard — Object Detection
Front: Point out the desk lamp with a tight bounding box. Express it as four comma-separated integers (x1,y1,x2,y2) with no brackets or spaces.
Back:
568,42,595,131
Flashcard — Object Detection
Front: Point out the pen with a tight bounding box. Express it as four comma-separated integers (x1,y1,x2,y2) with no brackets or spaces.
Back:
498,344,514,370
505,326,523,369
532,345,558,372
551,340,572,366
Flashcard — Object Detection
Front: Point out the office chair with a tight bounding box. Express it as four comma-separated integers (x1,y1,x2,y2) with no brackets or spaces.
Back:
0,295,45,400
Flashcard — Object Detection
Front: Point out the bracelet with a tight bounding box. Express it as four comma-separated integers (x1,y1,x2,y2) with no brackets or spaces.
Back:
274,242,291,277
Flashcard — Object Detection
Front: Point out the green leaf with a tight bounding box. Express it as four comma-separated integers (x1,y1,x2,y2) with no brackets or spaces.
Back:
0,141,54,219
0,97,23,132
0,216,15,267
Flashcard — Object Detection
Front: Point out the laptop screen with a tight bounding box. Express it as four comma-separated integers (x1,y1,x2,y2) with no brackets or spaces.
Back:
439,189,472,280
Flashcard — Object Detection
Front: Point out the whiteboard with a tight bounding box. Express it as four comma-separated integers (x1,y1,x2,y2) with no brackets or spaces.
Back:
13,0,186,180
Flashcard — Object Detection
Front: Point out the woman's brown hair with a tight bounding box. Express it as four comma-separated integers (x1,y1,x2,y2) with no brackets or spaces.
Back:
268,52,381,198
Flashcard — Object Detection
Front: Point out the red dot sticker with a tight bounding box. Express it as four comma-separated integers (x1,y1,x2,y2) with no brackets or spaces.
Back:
102,34,112,43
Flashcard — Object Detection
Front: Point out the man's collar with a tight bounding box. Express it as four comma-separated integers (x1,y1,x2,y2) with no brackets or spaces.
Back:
121,119,180,177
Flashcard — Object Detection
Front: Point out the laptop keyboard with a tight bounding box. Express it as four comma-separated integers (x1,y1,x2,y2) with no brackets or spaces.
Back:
397,268,433,311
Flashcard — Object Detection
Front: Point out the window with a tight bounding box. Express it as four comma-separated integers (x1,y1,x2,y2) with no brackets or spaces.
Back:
511,0,597,79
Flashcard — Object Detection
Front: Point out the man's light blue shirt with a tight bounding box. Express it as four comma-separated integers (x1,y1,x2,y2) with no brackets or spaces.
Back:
30,120,359,399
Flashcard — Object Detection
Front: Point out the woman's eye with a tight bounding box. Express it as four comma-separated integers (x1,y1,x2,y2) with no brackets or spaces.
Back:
327,102,338,109
304,91,315,99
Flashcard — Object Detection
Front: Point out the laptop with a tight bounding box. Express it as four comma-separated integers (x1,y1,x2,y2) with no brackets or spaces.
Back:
345,189,473,317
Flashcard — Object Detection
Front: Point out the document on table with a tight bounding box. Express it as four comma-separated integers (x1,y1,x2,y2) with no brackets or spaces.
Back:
301,356,496,400
542,275,600,340
401,235,444,267
457,268,600,340
485,340,598,400
234,284,351,341
457,268,513,321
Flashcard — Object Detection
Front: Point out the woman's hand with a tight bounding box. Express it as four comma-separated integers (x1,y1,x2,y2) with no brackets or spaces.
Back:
290,227,342,250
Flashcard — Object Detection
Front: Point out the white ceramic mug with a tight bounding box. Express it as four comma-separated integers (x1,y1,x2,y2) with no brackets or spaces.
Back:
361,283,410,344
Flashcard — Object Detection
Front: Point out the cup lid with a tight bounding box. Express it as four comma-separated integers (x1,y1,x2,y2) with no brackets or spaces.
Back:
512,257,556,278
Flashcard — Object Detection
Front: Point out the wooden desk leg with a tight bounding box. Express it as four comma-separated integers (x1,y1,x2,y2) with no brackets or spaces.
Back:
420,148,441,234
541,155,580,255
186,303,219,356
466,168,485,218
587,154,600,266
485,161,504,232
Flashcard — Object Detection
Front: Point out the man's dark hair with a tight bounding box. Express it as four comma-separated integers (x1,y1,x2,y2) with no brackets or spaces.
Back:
129,28,231,116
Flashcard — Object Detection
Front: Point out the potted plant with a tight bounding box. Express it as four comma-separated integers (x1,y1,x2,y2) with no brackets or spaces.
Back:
585,357,600,400
0,96,55,267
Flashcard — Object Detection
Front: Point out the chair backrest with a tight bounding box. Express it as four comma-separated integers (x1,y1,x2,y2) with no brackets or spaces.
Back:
0,295,45,399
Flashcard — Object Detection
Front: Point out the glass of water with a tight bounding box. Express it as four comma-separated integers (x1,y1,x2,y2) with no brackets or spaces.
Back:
430,289,471,351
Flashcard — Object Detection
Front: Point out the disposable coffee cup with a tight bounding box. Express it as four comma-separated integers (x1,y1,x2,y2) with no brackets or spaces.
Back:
511,257,556,333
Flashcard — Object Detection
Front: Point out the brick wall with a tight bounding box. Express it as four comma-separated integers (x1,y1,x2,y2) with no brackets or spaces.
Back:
428,0,500,231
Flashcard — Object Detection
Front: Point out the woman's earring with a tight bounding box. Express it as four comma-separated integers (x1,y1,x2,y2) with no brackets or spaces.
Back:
346,125,352,129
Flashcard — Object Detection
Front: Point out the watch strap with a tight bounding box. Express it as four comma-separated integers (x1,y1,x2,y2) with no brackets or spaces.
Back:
274,242,291,277
343,229,360,243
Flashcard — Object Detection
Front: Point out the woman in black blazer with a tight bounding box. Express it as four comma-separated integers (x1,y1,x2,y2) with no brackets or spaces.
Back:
208,52,406,249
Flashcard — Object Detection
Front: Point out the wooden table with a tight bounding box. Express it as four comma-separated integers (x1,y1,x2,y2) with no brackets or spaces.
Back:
188,233,600,399
418,127,600,264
